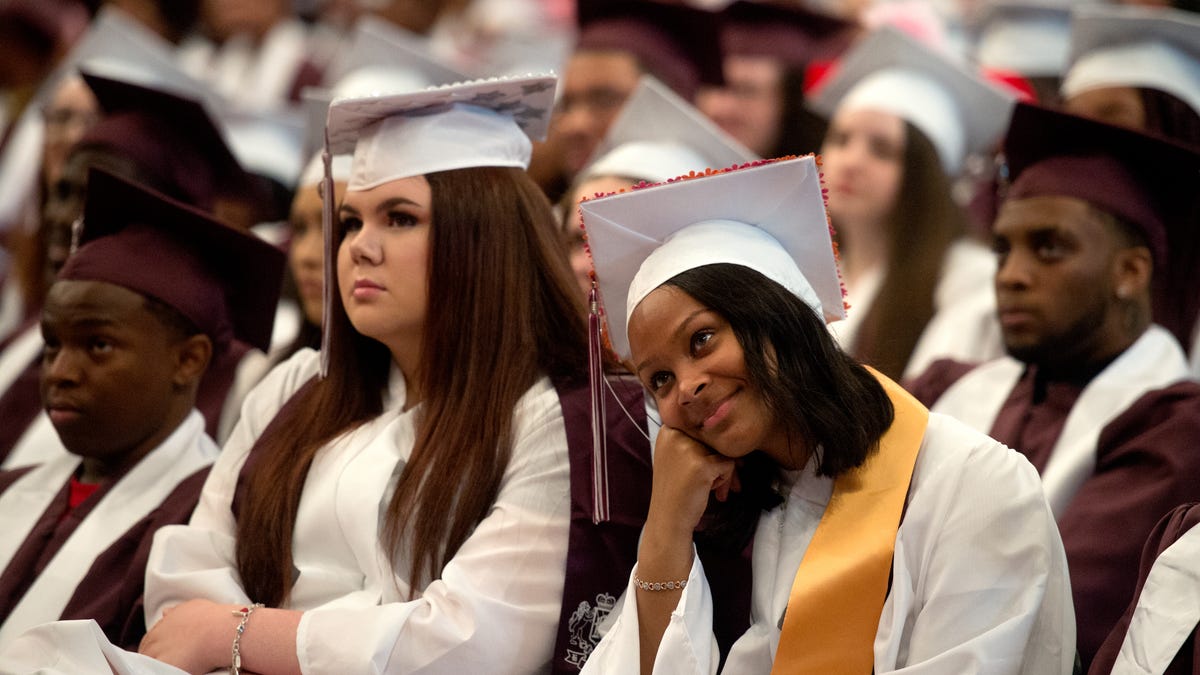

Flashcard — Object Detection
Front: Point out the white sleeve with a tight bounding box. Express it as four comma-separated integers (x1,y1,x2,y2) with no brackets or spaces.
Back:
876,414,1076,674
144,350,321,626
582,553,720,675
293,381,574,674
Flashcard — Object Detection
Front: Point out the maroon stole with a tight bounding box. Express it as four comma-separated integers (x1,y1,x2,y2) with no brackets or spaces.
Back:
0,355,40,463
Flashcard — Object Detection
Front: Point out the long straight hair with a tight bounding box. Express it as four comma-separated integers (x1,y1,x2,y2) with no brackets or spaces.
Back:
236,166,589,605
851,123,967,379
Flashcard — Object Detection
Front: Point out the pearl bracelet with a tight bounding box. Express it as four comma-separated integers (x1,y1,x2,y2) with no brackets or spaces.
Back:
634,576,688,591
230,603,264,675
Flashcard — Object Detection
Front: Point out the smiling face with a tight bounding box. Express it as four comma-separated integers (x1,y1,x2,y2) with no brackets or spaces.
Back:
40,280,188,463
991,195,1143,366
336,175,432,364
628,284,792,465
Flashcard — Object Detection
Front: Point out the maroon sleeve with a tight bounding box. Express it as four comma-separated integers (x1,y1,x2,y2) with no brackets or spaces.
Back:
900,358,979,408
1059,382,1200,671
58,467,210,650
1089,503,1200,675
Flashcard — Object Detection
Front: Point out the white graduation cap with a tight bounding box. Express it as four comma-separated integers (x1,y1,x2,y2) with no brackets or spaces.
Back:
325,73,557,190
318,74,558,374
974,0,1073,76
581,76,759,185
218,106,307,190
325,15,473,90
809,26,1016,174
580,156,843,361
1061,5,1200,116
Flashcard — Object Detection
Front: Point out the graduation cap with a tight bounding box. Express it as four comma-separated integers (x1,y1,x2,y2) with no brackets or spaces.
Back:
581,156,842,361
76,67,253,211
719,0,860,67
325,15,472,90
1002,102,1200,349
808,26,1016,174
218,106,306,195
581,76,759,185
973,0,1073,77
60,169,286,353
319,74,558,374
1061,5,1200,117
576,0,725,100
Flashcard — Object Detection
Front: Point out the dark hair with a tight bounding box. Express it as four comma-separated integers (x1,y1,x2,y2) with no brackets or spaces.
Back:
235,166,589,605
771,68,830,158
666,263,894,548
850,122,968,380
1140,88,1200,149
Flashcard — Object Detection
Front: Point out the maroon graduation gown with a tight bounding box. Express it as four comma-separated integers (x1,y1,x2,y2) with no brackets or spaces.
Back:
0,465,210,649
908,359,1200,670
1090,503,1200,675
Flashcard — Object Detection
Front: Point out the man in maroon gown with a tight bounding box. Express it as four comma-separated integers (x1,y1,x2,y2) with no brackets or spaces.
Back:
0,169,283,650
907,103,1200,670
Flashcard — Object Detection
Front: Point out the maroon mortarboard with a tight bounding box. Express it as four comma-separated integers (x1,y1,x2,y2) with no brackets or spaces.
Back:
576,0,724,100
1003,102,1200,350
58,168,285,353
73,68,255,212
719,0,861,67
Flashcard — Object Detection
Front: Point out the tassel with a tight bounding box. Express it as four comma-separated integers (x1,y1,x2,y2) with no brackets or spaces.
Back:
588,284,610,524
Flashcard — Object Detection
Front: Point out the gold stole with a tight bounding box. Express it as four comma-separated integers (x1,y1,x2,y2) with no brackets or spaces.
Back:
770,369,929,674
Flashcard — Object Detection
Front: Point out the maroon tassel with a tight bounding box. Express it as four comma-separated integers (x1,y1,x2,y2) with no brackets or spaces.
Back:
588,284,610,524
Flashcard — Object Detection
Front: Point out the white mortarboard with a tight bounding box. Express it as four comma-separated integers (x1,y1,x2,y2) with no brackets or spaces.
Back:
809,26,1016,174
219,107,306,191
581,76,759,185
580,156,843,361
326,74,557,190
974,1,1073,77
1061,5,1200,116
318,74,558,374
326,15,473,90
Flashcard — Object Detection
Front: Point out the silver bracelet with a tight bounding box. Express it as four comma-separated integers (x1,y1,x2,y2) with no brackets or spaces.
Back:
230,603,264,675
634,576,688,591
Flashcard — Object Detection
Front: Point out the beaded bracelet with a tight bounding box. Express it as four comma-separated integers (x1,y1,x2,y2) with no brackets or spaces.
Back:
634,576,688,591
230,603,264,675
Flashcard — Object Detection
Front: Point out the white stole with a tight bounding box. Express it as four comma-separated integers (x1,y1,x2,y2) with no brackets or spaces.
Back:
1111,523,1200,674
0,324,41,397
2,413,68,470
933,325,1189,518
0,410,217,647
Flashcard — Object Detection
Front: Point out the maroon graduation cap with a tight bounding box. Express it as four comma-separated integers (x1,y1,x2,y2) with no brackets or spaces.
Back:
1003,102,1200,352
719,0,861,67
576,0,725,101
59,168,285,353
74,68,256,211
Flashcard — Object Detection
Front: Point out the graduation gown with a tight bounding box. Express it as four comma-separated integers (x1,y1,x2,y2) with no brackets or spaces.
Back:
0,410,215,650
829,239,1005,381
1090,504,1200,675
145,348,574,673
580,412,1076,674
908,325,1200,669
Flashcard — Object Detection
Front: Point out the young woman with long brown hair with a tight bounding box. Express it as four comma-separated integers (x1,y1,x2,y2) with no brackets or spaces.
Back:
125,75,596,674
810,27,1015,382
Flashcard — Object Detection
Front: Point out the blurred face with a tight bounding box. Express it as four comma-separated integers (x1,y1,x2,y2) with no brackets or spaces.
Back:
288,180,344,327
563,175,637,298
41,77,99,191
201,0,288,41
820,107,905,228
695,56,785,157
550,51,642,177
629,285,790,465
42,150,145,290
337,176,431,358
1064,86,1146,132
991,196,1130,365
41,280,184,461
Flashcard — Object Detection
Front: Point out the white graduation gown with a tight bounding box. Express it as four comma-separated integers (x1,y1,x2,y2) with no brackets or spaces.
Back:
829,239,1003,381
147,348,572,673
581,413,1076,674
